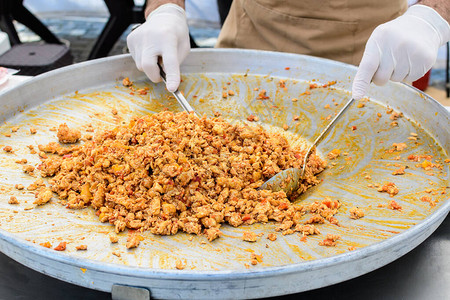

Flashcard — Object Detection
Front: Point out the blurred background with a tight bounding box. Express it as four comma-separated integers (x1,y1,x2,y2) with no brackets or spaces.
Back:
0,0,448,104
16,0,222,61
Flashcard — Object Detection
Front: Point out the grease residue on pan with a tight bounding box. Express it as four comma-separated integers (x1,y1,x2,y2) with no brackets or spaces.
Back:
0,72,448,271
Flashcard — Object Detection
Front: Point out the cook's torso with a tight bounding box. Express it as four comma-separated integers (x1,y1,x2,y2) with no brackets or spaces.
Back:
216,0,407,65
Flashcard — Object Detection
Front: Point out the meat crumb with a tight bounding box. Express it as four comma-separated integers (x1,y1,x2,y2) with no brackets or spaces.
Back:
307,197,341,224
391,143,407,152
137,88,148,95
11,127,19,133
304,214,325,224
54,242,67,251
57,123,81,144
250,253,263,265
112,250,121,257
242,231,257,242
257,89,269,100
8,196,19,204
175,259,185,270
3,146,12,152
126,233,143,249
15,184,24,190
27,184,38,191
247,114,259,122
378,182,399,197
388,200,402,211
349,207,364,219
76,245,87,251
15,158,27,164
204,227,222,241
109,234,119,243
319,234,341,247
40,242,52,248
122,77,132,87
23,165,35,175
34,188,52,205
392,166,406,175
295,224,320,235
420,196,436,207
30,127,37,134
420,160,433,170
267,233,277,241
327,149,341,160
390,111,403,120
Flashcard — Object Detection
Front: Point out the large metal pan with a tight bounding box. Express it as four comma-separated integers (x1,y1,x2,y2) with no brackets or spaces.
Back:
0,49,448,299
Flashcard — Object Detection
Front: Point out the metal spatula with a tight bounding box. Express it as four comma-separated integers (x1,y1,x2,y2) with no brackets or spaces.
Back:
157,61,197,116
259,97,356,196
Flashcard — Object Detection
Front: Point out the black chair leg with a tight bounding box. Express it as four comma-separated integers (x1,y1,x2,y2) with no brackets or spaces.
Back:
89,0,198,59
217,0,233,26
12,1,61,44
0,15,21,45
88,0,137,60
0,0,22,45
190,34,198,48
88,16,131,59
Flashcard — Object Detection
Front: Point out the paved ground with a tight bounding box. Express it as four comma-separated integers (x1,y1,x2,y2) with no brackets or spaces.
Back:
15,11,220,63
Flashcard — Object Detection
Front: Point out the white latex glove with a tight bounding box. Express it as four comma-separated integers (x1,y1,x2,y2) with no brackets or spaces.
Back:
352,5,450,99
127,4,190,92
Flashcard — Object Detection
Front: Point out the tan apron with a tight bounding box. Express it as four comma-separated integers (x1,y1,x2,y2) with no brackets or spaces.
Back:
216,0,407,65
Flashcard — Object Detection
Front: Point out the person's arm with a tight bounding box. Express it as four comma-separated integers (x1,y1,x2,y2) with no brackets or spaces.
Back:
352,1,450,99
419,0,449,21
127,0,189,92
145,0,185,17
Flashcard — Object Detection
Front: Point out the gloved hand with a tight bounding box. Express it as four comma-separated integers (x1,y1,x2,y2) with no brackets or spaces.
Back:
127,4,190,92
352,5,450,99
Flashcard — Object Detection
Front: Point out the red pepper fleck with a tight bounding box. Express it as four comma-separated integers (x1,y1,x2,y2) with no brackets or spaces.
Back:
278,202,289,210
242,214,252,221
54,242,67,251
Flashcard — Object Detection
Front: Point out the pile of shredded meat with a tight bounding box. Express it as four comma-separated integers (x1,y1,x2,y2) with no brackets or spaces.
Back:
37,111,326,240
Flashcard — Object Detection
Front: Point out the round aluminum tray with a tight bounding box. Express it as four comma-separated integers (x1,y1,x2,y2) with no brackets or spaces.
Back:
0,49,448,299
